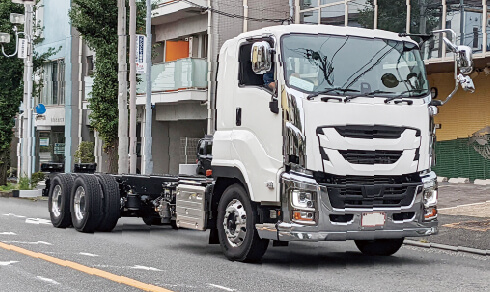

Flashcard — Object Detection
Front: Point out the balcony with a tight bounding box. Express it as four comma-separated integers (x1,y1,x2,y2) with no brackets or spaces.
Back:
136,57,208,105
152,0,207,25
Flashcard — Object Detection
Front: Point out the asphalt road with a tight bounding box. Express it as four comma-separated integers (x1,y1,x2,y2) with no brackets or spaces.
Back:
0,197,488,292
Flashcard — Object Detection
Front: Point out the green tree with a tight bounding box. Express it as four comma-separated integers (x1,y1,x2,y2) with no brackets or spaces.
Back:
0,1,58,186
69,0,145,173
0,1,24,186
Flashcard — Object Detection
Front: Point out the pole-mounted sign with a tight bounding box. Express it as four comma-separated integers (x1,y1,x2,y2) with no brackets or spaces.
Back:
17,38,26,58
136,34,147,74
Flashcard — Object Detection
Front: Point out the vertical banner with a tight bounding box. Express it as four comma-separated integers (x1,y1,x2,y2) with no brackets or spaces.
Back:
136,34,147,74
18,38,27,59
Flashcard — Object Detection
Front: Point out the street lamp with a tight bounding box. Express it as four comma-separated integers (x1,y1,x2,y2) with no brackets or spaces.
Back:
1,6,34,181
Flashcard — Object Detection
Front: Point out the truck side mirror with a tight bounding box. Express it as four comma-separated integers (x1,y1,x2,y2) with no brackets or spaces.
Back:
430,29,476,106
455,45,473,75
251,41,272,74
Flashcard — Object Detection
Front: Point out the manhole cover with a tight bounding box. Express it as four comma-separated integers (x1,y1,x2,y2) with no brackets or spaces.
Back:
443,219,490,232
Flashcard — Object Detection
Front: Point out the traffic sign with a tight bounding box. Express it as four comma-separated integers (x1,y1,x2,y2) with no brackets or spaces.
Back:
35,103,46,114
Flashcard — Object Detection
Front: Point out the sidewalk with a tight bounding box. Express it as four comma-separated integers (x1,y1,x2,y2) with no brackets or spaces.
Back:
408,183,490,253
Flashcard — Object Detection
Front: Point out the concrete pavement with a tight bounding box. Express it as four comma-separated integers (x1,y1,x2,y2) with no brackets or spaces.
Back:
408,182,490,253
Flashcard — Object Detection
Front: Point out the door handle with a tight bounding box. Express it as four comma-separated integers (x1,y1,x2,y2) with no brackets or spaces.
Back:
236,107,241,126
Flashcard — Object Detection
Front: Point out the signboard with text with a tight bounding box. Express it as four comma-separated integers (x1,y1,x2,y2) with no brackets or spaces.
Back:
136,34,147,74
17,38,26,59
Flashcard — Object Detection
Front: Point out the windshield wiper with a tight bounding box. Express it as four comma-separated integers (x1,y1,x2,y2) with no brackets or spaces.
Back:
344,90,394,102
307,87,360,100
383,89,428,103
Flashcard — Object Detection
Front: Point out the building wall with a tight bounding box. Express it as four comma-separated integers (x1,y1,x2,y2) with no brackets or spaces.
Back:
151,117,206,175
247,0,290,31
429,71,490,179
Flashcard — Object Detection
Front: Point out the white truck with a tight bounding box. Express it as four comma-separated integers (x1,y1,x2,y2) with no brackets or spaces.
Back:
46,24,475,262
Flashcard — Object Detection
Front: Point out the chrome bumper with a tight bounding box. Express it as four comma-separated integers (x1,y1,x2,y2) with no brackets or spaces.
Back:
256,219,438,242
256,171,439,242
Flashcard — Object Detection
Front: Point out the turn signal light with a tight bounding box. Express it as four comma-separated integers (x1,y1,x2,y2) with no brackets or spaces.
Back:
205,169,212,177
424,207,437,220
293,211,314,221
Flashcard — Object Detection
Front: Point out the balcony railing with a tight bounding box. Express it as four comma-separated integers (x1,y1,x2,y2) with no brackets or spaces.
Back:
137,58,208,94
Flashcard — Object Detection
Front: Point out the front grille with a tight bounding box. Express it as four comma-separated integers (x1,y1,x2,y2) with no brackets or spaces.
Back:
338,150,403,164
314,173,421,209
332,125,407,139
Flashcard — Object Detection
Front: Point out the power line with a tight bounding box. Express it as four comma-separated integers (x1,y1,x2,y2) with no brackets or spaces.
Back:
179,0,291,23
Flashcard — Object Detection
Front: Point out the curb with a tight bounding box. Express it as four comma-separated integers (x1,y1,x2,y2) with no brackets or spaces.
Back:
404,239,488,256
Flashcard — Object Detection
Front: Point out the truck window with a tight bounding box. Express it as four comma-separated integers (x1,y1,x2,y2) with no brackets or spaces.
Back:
238,43,268,87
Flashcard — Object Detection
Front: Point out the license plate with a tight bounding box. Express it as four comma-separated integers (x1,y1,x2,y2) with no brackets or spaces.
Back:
361,212,386,227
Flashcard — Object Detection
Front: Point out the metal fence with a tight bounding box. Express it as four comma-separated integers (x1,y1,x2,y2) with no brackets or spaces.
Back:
180,137,200,164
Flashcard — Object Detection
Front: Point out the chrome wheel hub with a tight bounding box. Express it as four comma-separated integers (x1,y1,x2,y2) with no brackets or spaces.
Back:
74,186,86,222
223,199,247,247
51,185,62,218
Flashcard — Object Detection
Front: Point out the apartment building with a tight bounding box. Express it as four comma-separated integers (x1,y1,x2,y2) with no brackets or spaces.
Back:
140,0,290,174
29,0,93,173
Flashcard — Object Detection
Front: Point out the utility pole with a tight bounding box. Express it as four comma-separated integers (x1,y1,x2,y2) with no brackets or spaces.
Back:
143,0,153,175
129,0,137,174
24,4,33,180
117,0,129,174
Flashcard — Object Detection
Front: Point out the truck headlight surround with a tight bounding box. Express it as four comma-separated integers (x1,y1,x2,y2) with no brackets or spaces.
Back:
291,190,315,210
421,171,438,208
423,188,438,208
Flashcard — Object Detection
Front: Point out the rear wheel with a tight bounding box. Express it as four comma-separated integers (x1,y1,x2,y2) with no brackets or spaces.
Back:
355,238,404,256
48,174,74,228
217,184,269,262
70,175,103,233
95,174,121,232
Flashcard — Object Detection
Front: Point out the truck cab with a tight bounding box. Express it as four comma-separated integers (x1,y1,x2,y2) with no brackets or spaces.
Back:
208,24,474,261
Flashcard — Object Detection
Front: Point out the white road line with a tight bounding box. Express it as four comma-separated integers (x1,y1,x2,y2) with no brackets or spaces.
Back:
0,232,17,235
2,213,26,218
79,252,99,257
25,218,51,225
36,276,60,285
131,265,163,272
438,202,487,211
3,241,52,245
0,261,19,266
208,284,235,291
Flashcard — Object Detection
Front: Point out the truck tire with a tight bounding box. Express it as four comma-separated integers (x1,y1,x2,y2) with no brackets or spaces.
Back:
217,184,269,262
70,174,103,233
48,174,74,228
355,238,404,256
95,174,121,232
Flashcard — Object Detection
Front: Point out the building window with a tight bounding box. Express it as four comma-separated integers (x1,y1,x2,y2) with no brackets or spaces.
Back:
473,27,479,48
86,55,94,76
40,59,65,106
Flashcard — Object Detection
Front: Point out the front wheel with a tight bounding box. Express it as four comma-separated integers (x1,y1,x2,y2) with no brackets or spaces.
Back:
217,184,269,262
355,238,404,256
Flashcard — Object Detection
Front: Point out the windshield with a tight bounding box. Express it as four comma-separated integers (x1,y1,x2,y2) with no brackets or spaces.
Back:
281,34,429,98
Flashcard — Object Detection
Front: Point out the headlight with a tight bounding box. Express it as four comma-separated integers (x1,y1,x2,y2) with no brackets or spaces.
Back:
291,190,315,210
423,188,438,208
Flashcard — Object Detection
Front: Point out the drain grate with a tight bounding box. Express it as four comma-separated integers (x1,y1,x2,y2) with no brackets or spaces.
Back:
443,219,490,232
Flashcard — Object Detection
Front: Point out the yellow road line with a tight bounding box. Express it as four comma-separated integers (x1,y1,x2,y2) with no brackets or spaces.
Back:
0,241,173,292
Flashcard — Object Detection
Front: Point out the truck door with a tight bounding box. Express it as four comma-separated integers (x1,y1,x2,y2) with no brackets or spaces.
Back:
232,39,283,203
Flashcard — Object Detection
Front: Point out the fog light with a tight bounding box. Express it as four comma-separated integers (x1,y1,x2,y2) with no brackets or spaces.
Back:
424,207,437,221
293,211,315,224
